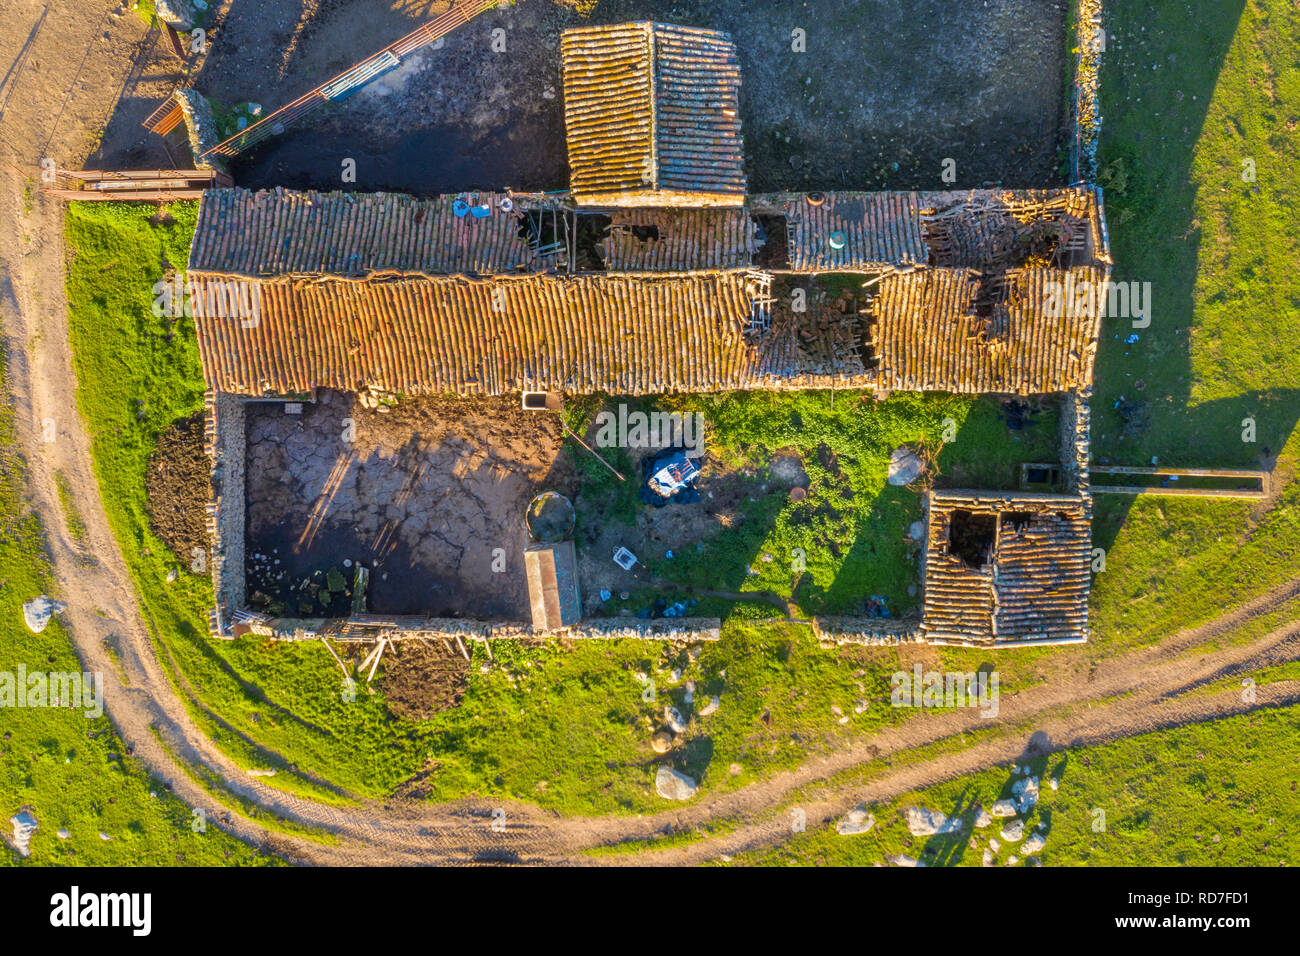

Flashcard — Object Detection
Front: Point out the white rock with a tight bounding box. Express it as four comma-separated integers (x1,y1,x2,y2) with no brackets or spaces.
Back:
1000,819,1025,842
836,807,876,835
1049,777,1059,791
1022,832,1046,854
57,829,70,840
1006,855,1019,866
654,766,697,801
98,831,111,841
1013,776,1040,813
989,838,1001,852
906,806,961,836
22,596,66,633
664,706,687,734
887,853,924,867
908,519,926,541
989,798,1018,817
9,811,37,857
982,848,994,867
973,807,994,828
887,447,925,486
697,696,719,717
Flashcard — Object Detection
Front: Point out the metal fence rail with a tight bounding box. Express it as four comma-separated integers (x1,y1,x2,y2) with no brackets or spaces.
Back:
198,0,499,161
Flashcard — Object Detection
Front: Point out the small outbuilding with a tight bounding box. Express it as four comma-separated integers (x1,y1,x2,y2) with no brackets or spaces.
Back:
560,22,746,208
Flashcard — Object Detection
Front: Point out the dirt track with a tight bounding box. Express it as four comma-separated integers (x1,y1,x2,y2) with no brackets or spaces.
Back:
1,1,1298,868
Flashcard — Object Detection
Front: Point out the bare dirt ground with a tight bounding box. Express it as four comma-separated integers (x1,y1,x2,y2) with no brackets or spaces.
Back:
245,389,572,618
82,0,1068,193
3,0,1297,870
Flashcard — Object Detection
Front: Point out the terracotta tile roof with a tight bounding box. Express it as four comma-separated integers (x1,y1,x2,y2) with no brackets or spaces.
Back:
561,22,746,206
872,266,1107,395
189,187,540,276
189,270,770,397
921,491,1091,646
751,187,1107,272
600,207,755,270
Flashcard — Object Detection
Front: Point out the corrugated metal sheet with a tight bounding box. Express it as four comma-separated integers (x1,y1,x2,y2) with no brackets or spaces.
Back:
561,22,745,206
189,187,538,277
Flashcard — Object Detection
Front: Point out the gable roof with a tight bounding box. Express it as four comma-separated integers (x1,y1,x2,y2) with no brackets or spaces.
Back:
561,22,746,206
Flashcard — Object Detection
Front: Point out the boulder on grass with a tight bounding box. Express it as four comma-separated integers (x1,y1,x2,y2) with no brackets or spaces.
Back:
654,766,697,801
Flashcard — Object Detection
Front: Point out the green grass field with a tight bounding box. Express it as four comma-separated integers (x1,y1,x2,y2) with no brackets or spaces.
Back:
732,701,1300,866
0,350,279,866
1087,0,1300,651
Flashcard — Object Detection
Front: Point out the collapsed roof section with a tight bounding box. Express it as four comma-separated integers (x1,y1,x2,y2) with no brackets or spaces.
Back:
920,490,1092,646
748,187,1109,272
560,22,746,207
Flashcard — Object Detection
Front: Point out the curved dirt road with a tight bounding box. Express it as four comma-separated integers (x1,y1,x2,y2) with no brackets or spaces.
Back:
2,0,1298,868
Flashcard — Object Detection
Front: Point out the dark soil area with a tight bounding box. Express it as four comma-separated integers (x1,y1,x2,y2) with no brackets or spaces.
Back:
377,639,470,720
244,390,574,619
144,414,211,569
94,0,1069,193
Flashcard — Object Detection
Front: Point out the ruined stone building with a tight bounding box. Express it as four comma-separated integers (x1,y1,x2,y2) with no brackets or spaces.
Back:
191,22,1111,647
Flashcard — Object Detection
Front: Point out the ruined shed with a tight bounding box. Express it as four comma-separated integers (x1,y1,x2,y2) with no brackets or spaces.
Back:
920,490,1091,646
524,541,582,631
560,22,746,208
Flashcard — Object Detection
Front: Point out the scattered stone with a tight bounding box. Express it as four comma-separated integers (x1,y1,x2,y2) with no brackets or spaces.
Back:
1000,819,1025,842
1013,776,1040,813
989,798,1018,817
982,848,994,867
887,447,925,486
22,596,66,634
654,766,697,801
973,806,994,829
887,853,923,867
9,810,37,858
908,519,926,542
664,706,687,734
697,696,719,717
906,806,961,836
57,829,70,840
989,838,1001,852
651,728,674,753
1022,832,1046,854
836,806,876,835
1049,777,1059,791
165,568,178,584
1006,855,1019,866
853,699,869,714
98,831,111,841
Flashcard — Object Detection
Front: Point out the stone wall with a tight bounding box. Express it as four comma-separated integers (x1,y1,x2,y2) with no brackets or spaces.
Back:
1070,0,1105,183
206,391,246,635
258,616,724,644
1059,390,1092,493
